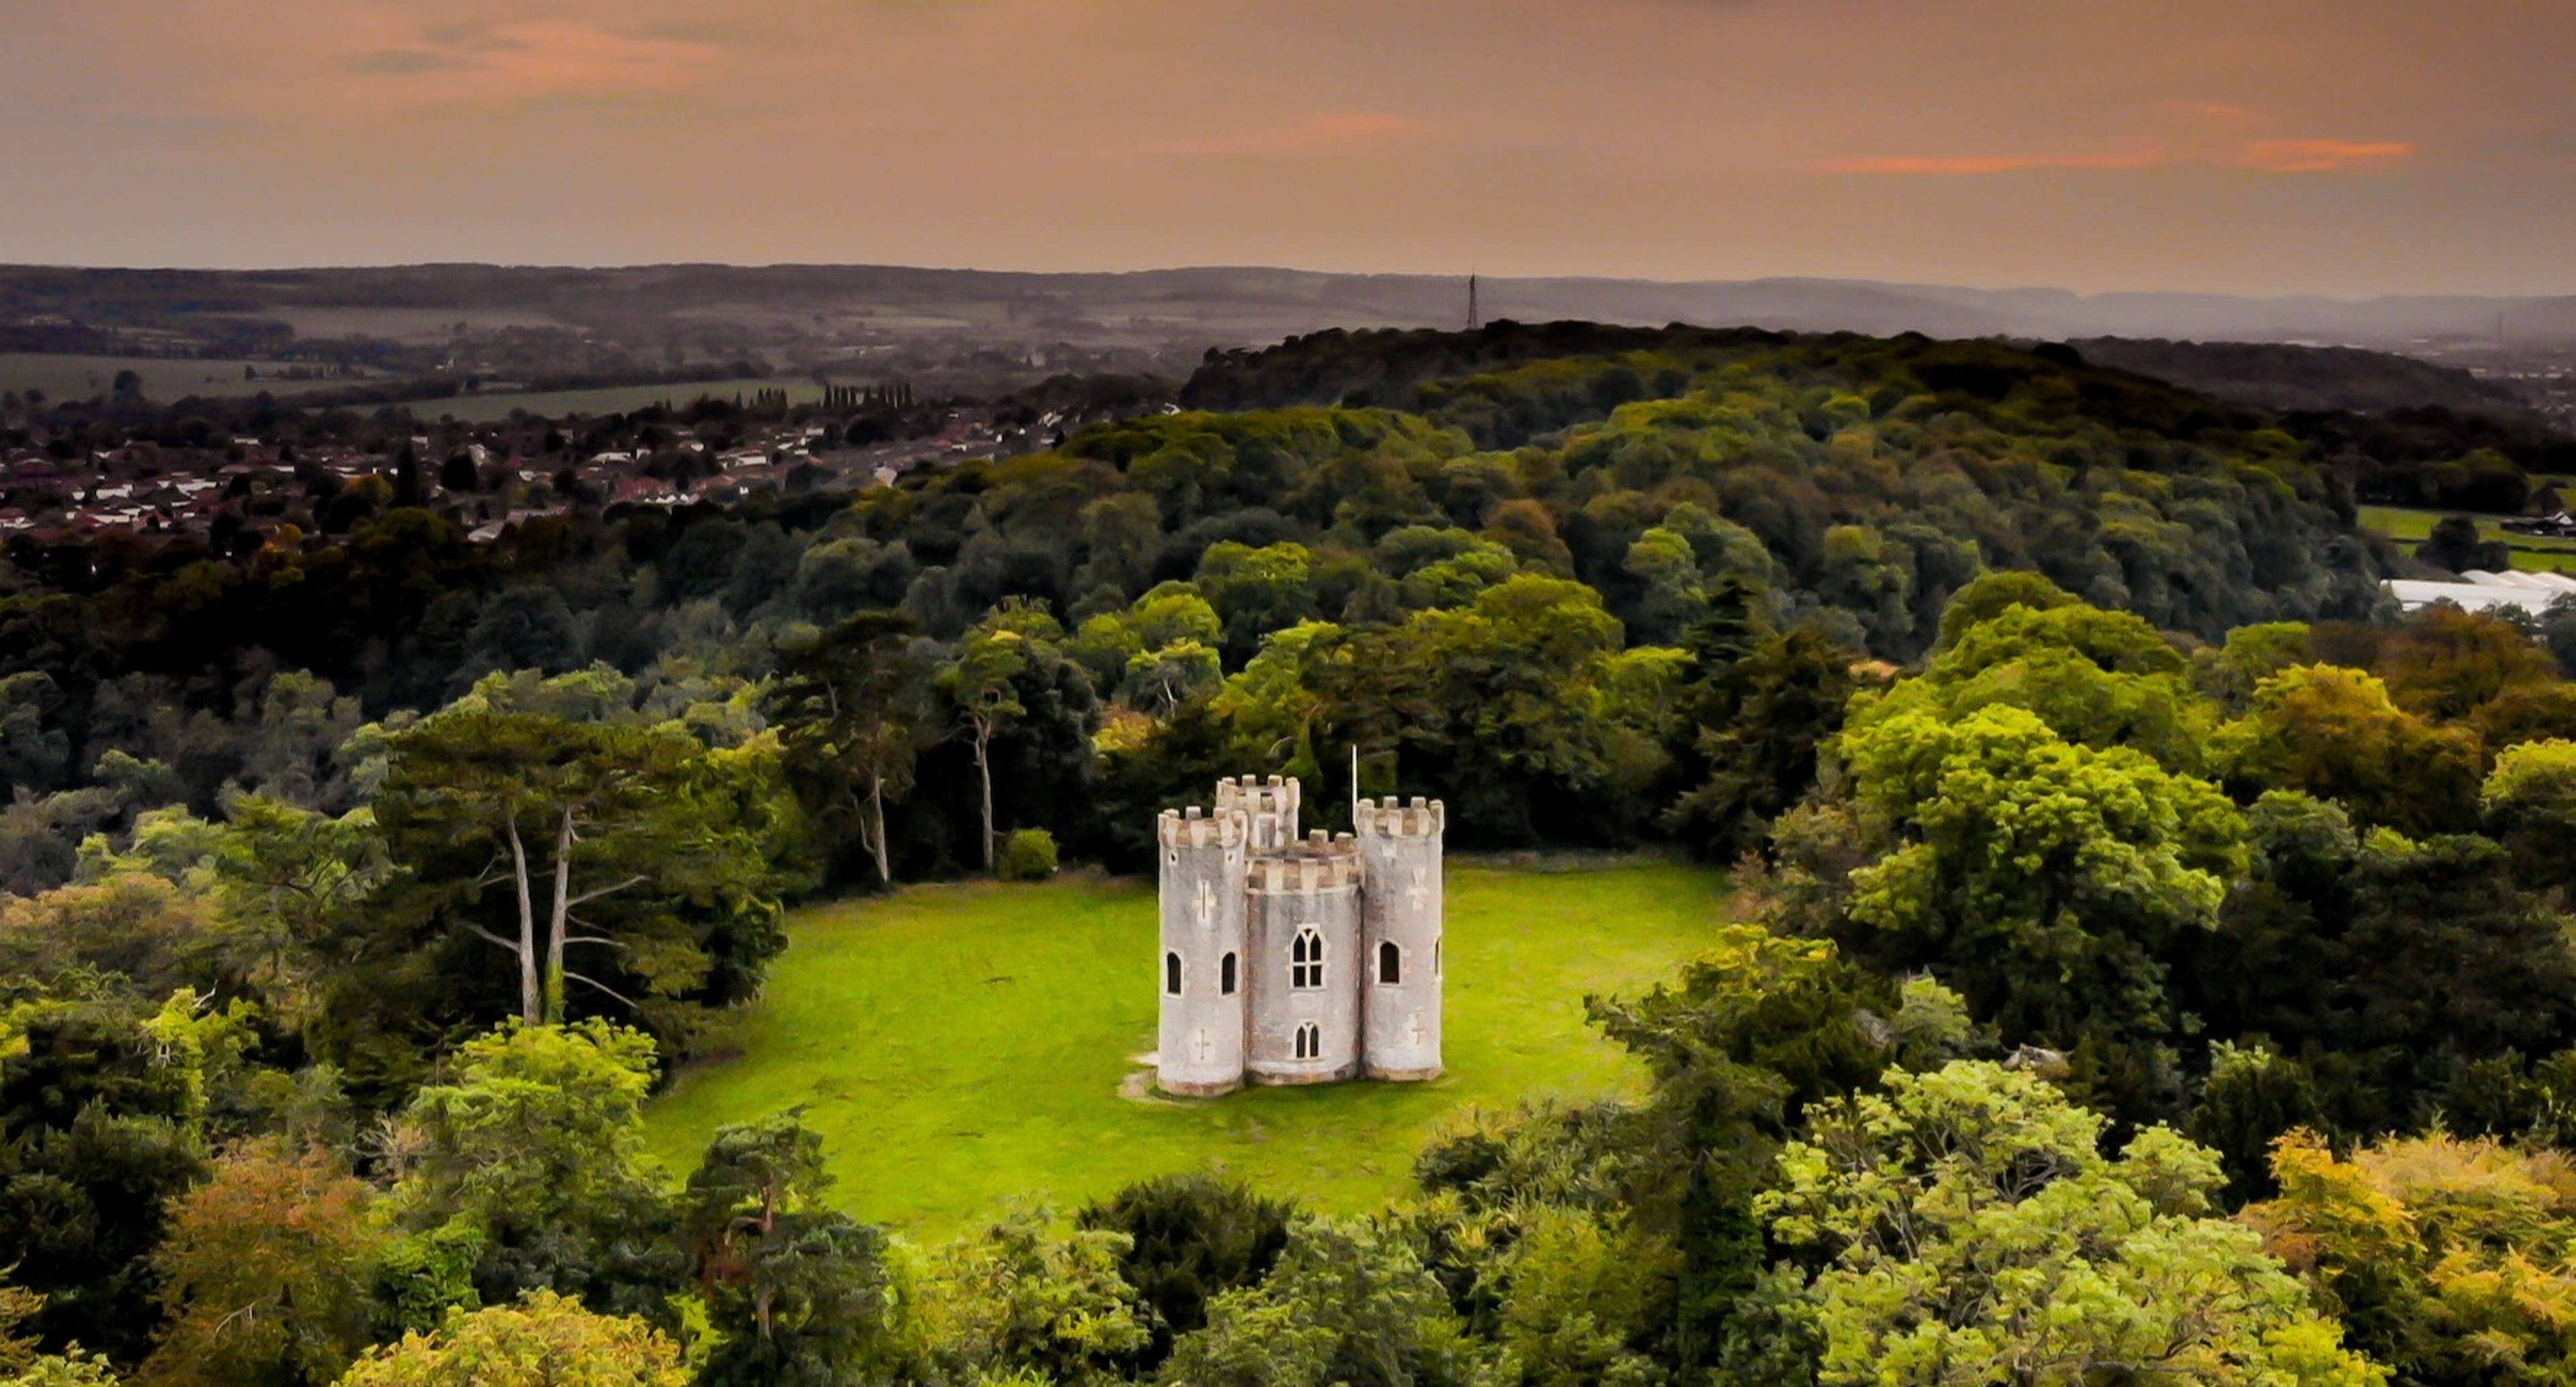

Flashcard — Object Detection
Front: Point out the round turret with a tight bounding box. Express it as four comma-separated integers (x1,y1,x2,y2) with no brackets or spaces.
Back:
1216,774,1301,853
1156,806,1249,1096
1244,830,1363,1085
1356,797,1444,1081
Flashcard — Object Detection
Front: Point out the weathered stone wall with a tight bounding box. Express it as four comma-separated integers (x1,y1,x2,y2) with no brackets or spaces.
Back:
1357,797,1445,1081
1245,833,1363,1085
1156,806,1248,1096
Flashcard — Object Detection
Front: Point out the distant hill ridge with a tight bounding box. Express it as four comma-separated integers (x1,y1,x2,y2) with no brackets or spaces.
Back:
5,263,2574,348
2065,337,2540,417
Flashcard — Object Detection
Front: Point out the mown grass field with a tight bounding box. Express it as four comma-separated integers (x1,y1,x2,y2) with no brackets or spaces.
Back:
2359,504,2576,573
647,861,1729,1235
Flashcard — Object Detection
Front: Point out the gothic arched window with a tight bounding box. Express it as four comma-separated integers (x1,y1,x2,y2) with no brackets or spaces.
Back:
1220,951,1238,995
1165,951,1182,996
1294,1021,1320,1060
1291,928,1324,989
1377,940,1401,986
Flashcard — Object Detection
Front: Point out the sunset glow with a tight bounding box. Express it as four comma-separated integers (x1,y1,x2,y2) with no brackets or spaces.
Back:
4,0,2570,293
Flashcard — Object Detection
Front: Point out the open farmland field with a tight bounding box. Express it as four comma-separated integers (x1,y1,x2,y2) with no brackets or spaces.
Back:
392,377,833,423
647,861,1728,1235
0,353,374,403
231,306,567,341
2360,504,2576,573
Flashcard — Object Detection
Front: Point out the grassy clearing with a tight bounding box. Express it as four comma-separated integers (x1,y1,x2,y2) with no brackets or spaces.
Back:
2359,504,2576,574
647,861,1729,1235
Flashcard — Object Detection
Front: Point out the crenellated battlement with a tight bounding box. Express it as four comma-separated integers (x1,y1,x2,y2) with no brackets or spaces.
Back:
1354,796,1446,840
1248,832,1364,893
1158,805,1248,850
1216,773,1301,816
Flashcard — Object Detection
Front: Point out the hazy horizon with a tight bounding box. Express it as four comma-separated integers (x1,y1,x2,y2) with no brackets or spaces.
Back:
5,259,2572,309
9,1,2574,298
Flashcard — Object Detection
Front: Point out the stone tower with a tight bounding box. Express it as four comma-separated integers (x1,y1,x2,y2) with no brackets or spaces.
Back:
1216,773,1299,852
1155,806,1248,1097
1246,832,1364,1085
1152,776,1443,1096
1356,797,1444,1080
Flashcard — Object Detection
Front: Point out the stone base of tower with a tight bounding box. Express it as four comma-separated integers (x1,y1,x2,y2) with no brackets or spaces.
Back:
1156,1074,1242,1098
1364,1062,1444,1083
1246,1060,1362,1087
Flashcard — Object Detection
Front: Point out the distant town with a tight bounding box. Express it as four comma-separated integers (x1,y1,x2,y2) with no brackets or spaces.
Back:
0,379,1171,552
5,260,2573,559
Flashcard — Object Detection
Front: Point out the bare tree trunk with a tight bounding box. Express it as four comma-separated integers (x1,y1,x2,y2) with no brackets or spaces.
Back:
973,723,995,871
755,1185,777,1339
543,806,575,1023
505,817,540,1024
866,773,892,886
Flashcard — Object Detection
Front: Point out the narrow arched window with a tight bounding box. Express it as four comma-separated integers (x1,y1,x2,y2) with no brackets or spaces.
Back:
1291,928,1324,989
1294,1021,1320,1060
1377,940,1401,986
1220,952,1238,995
1434,936,1442,977
1165,951,1182,996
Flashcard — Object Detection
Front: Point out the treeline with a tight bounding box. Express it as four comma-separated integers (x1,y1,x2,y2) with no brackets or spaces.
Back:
0,331,2402,890
1193,320,2575,512
2065,337,2534,417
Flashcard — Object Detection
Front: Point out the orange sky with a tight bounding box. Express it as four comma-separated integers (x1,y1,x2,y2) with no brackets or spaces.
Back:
6,0,2572,295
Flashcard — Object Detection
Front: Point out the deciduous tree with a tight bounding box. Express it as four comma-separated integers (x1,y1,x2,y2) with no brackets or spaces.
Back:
385,1021,680,1320
681,1112,893,1387
767,612,936,887
374,709,780,1028
140,1138,384,1387
332,1292,684,1387
1762,1062,2382,1387
938,607,1036,871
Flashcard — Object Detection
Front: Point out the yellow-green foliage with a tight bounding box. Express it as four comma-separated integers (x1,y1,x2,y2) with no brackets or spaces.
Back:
2251,1131,2576,1387
333,1292,686,1387
1766,1063,2385,1387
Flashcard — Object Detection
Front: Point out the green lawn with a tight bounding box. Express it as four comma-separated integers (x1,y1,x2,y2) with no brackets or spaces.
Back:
647,861,1729,1235
2359,504,2576,574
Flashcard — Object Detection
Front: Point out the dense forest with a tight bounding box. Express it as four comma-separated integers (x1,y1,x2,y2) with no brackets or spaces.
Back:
9,325,2576,1387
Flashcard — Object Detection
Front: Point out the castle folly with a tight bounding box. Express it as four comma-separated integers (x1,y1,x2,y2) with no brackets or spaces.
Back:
1155,776,1445,1097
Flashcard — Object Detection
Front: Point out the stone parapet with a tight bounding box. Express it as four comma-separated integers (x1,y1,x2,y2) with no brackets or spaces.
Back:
1157,805,1248,850
1216,773,1301,818
1354,796,1446,839
1247,835,1364,895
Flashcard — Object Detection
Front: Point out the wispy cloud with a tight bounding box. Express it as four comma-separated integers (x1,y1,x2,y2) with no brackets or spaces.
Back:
1819,148,2168,176
345,49,468,74
328,15,730,109
1819,109,2413,178
2162,99,2261,125
2237,138,2413,172
1148,109,1444,162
